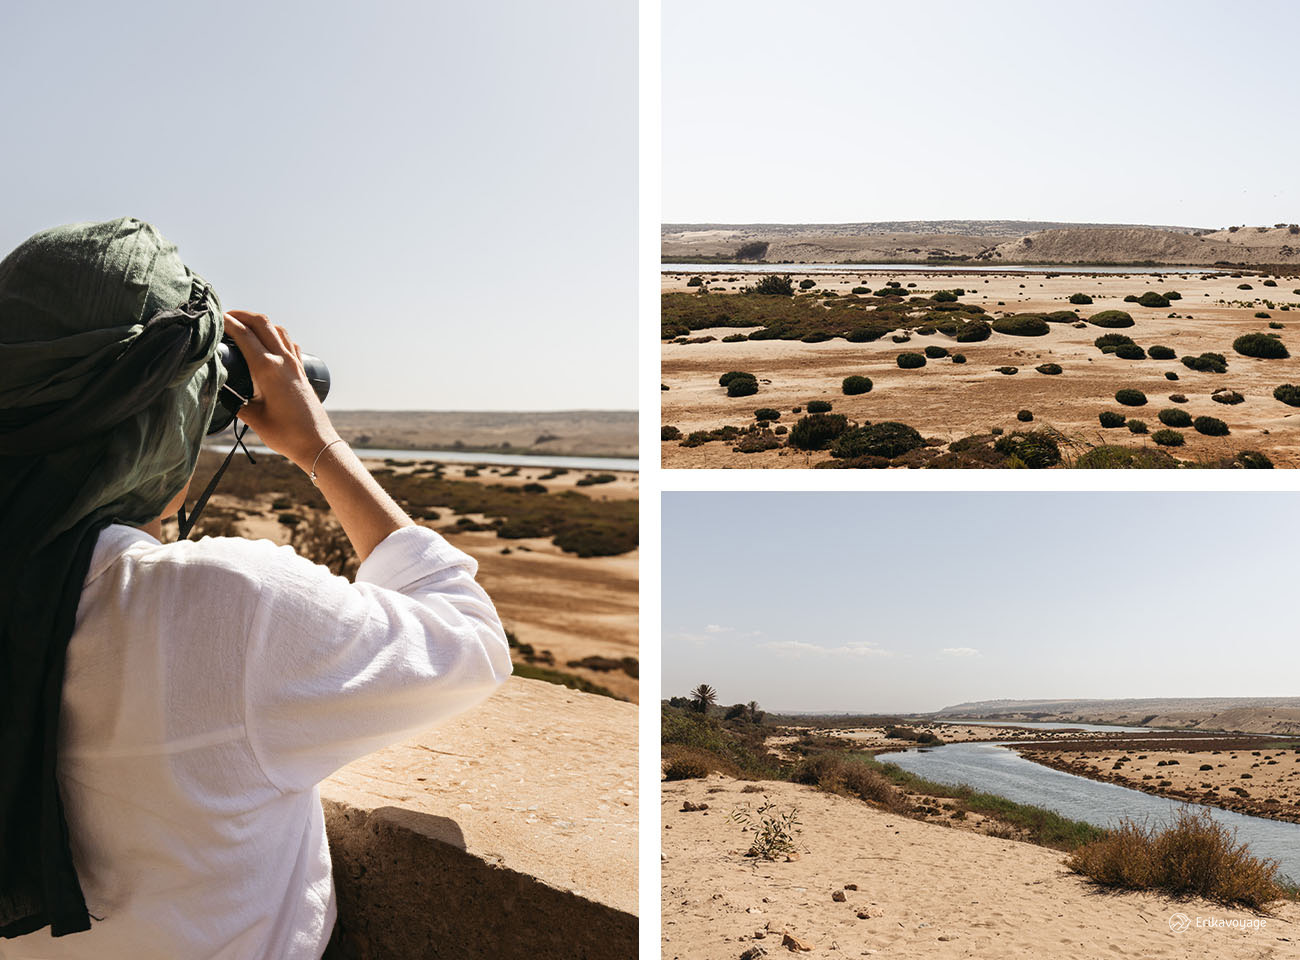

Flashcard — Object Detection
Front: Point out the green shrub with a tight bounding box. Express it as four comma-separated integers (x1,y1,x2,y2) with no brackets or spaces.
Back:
1169,393,1188,403
752,274,794,295
1165,372,1179,380
1269,321,1283,329
846,327,882,343
662,425,682,441
995,366,1018,375
924,345,949,359
1098,411,1126,428
1255,311,1271,319
933,290,959,302
719,370,756,386
897,352,926,369
1017,409,1033,422
1114,344,1146,360
1075,446,1179,469
1193,415,1229,436
1124,295,1139,303
1094,333,1135,349
829,422,924,459
754,408,781,421
851,286,871,295
798,278,816,290
1115,389,1147,406
1166,290,1182,300
992,314,1050,336
1152,429,1185,447
1148,345,1176,360
721,334,747,342
727,377,759,397
788,413,849,450
1211,390,1244,405
841,376,873,396
1234,450,1273,469
1046,311,1077,323
952,353,967,363
1069,293,1093,304
1182,353,1228,373
1237,283,1253,290
1138,291,1169,308
993,431,1061,468
1036,363,1062,375
686,276,703,287
1273,384,1300,406
807,400,832,413
955,319,992,343
1158,408,1192,427
1233,333,1289,359
1127,419,1148,434
1089,310,1135,328
801,331,832,343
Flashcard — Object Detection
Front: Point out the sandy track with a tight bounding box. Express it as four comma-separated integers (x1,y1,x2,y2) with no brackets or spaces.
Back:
661,777,1300,959
661,270,1300,468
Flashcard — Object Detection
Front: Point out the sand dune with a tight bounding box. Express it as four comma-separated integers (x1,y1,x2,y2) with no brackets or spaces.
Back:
662,776,1300,959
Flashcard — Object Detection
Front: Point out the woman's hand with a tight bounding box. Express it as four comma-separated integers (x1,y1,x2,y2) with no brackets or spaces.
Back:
223,311,340,471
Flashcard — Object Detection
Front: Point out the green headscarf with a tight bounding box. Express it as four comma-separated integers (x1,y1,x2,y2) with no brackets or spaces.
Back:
0,217,225,937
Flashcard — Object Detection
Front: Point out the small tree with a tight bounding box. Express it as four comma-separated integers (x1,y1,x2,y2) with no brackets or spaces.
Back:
690,684,718,714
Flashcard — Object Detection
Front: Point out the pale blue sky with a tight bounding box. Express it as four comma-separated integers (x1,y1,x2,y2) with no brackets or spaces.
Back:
0,0,635,411
664,0,1299,227
663,492,1300,713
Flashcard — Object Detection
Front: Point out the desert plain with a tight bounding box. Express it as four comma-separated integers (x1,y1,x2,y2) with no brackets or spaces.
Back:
661,268,1300,468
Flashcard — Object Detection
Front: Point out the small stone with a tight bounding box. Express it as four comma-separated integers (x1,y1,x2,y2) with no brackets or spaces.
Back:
782,931,813,952
843,883,858,891
856,910,870,920
784,851,801,862
682,800,710,812
938,935,956,942
832,890,846,902
740,948,767,960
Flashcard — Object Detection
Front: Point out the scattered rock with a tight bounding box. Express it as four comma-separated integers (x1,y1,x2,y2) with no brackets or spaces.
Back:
681,801,710,812
856,910,871,920
781,931,813,952
740,948,768,960
832,890,846,902
843,883,858,891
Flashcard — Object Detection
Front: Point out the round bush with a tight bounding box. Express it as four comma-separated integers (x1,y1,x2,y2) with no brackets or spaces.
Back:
993,431,1061,468
851,286,871,295
846,327,881,343
1017,409,1033,422
798,278,816,290
1046,311,1077,323
1148,345,1176,360
1127,419,1148,434
1273,384,1300,406
1089,310,1135,328
1158,408,1192,428
1211,389,1244,405
1166,290,1182,300
1151,429,1185,447
995,366,1018,375
1114,344,1146,360
992,314,1050,336
841,376,873,396
1094,333,1135,350
955,319,992,342
897,352,926,369
788,413,849,451
1235,450,1273,469
829,421,924,460
1193,415,1229,436
1099,411,1126,428
807,400,832,413
1036,363,1062,375
754,408,781,421
727,377,759,397
661,425,681,441
952,353,967,363
1115,389,1147,406
1165,372,1179,381
719,370,756,387
1233,333,1290,359
1255,311,1271,319
933,290,959,303
891,334,911,343
1069,293,1093,304
1138,291,1170,308
1169,393,1188,403
924,345,949,359
1182,353,1228,373
801,331,832,343
774,425,787,435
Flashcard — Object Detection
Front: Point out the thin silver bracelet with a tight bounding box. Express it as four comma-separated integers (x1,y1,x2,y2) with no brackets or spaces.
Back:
309,438,347,486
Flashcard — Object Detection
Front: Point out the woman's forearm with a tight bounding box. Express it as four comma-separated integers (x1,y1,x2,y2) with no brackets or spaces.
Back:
302,441,413,565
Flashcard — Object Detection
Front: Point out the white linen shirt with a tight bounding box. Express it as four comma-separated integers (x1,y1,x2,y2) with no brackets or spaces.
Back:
1,523,512,960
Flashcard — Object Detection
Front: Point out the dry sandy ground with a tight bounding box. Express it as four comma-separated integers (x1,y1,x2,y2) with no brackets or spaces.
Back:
178,459,639,702
661,270,1300,468
938,700,1300,736
661,777,1300,960
819,723,1094,747
1023,745,1300,824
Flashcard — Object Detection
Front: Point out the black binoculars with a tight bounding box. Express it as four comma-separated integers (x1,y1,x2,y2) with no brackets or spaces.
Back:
207,337,331,435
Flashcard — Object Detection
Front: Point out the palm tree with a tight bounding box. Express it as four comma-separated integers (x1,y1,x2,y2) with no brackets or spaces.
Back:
747,700,761,723
690,683,717,714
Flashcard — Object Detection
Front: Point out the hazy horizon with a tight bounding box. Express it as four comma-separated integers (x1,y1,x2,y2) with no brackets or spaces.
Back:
663,492,1300,714
0,0,635,412
664,0,1299,226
